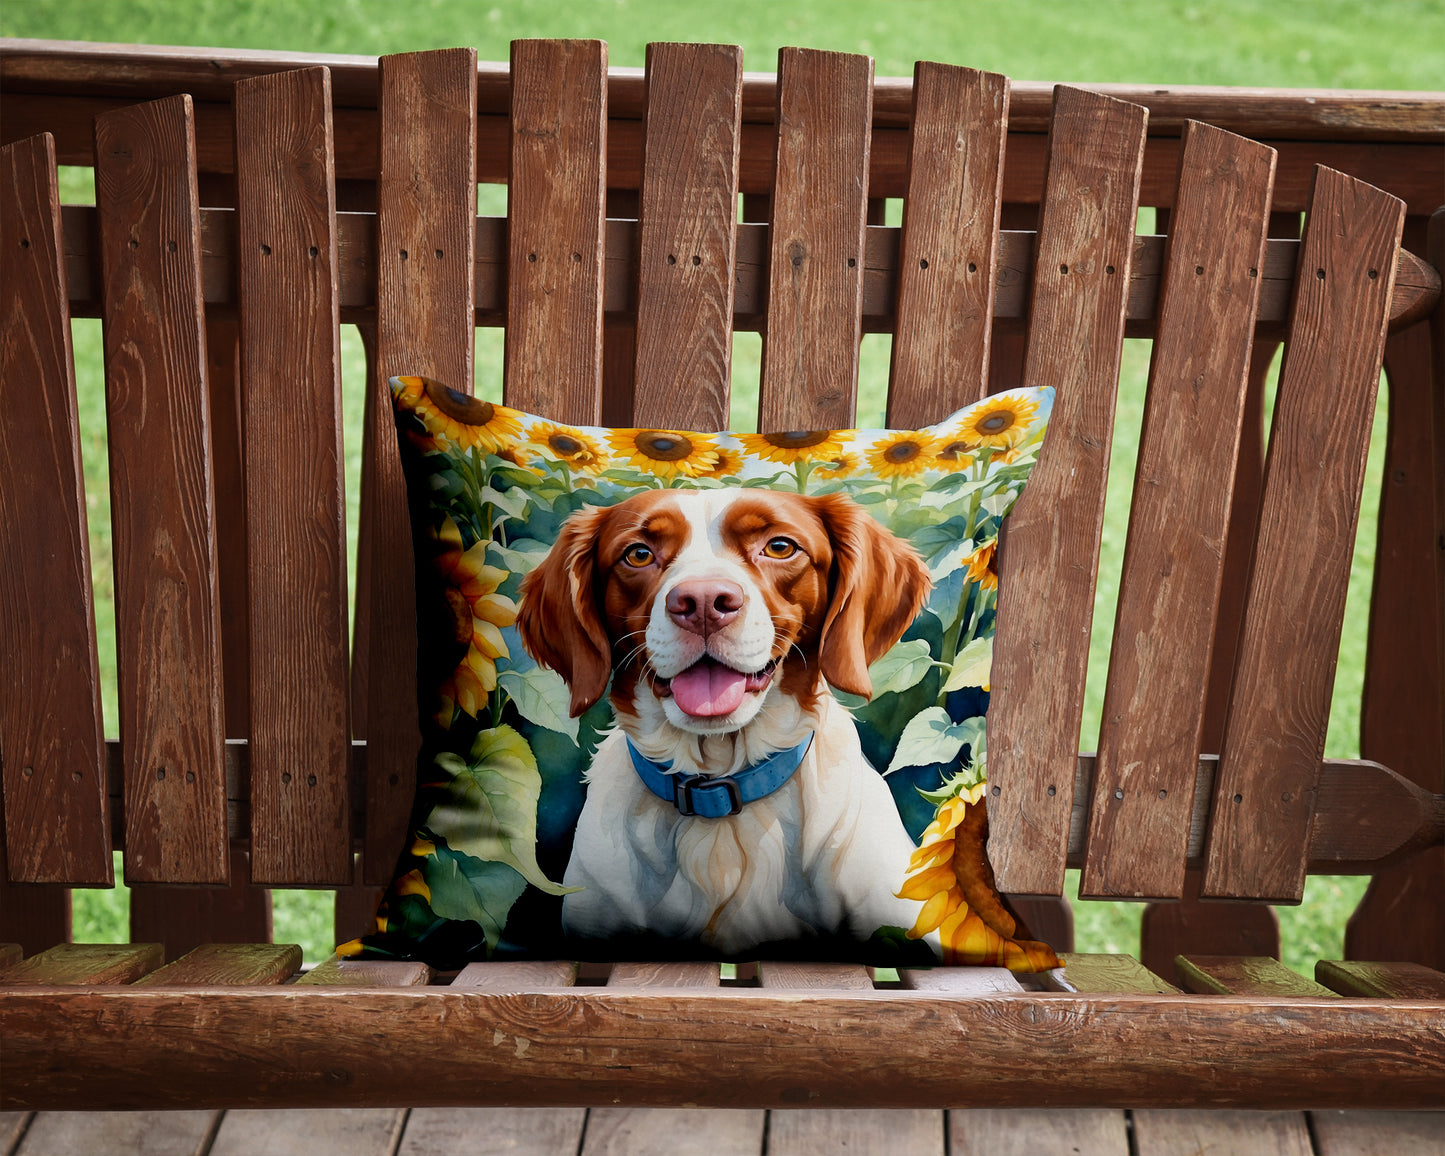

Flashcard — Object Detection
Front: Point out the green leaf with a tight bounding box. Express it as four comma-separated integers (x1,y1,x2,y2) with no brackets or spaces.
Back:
864,638,935,697
885,707,986,776
487,537,550,573
421,841,528,950
429,725,576,896
481,484,531,519
941,635,993,693
496,648,582,743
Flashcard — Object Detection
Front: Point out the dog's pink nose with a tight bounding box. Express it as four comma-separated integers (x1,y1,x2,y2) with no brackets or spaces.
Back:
666,580,744,637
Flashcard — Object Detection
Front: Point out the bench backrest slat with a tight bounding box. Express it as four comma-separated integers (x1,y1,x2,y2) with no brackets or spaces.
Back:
0,132,111,885
758,48,874,433
631,42,742,432
1082,121,1277,901
887,63,1008,427
93,95,229,884
358,47,478,882
1203,166,1406,904
986,87,1149,897
504,39,607,423
234,67,352,885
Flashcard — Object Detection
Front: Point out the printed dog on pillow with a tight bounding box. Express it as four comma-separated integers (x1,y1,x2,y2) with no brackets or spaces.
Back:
517,487,934,957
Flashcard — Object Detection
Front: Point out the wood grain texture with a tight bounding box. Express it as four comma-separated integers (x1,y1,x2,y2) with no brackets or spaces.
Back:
951,1109,1128,1156
1083,123,1275,901
582,1108,764,1156
93,95,228,885
986,87,1148,896
0,133,110,884
297,954,432,987
1204,167,1406,902
899,967,1024,994
608,962,720,988
1175,955,1336,997
0,942,161,985
401,1108,587,1156
128,846,271,962
5,987,1445,1110
757,48,874,433
630,43,742,431
1317,960,1445,999
209,1109,404,1156
1311,1110,1445,1156
233,67,352,885
452,960,578,988
0,867,69,956
15,1110,219,1156
1140,869,1279,980
1,1112,30,1154
1131,1110,1313,1156
504,39,606,422
888,64,1009,425
1059,953,1181,994
757,962,872,990
361,49,477,884
131,942,300,986
769,1110,943,1156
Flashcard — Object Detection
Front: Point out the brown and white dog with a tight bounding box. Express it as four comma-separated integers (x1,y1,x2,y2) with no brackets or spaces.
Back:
517,488,933,956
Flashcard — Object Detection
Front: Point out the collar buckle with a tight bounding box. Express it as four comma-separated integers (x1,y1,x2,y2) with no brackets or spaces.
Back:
673,773,743,818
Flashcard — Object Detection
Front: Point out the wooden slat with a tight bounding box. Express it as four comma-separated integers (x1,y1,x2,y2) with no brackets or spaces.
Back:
129,847,271,962
233,67,352,885
607,962,719,988
1132,1110,1313,1156
1139,869,1279,981
0,132,110,884
0,869,69,956
298,954,433,987
1317,960,1445,999
1175,955,1336,997
0,945,20,967
93,95,228,885
1084,123,1276,901
583,1109,764,1156
15,1111,219,1156
131,942,300,986
0,942,162,985
758,48,874,432
757,962,872,990
1204,167,1407,902
951,1109,1128,1156
360,49,477,885
210,1109,405,1156
888,64,1009,425
452,960,578,988
985,87,1149,896
402,1108,588,1156
769,1110,944,1156
899,967,1023,993
1057,953,1181,994
630,42,742,431
504,39,606,422
1310,1110,1445,1156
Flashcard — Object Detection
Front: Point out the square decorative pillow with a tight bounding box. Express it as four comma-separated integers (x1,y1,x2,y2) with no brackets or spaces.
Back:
345,376,1060,972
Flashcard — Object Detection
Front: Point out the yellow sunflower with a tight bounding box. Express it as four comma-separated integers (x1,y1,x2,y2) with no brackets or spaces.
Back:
955,392,1040,452
394,375,525,454
608,428,720,479
737,428,848,465
529,420,609,475
814,452,861,479
933,437,976,472
866,430,939,478
697,445,744,479
963,540,998,591
898,785,1061,971
432,516,519,723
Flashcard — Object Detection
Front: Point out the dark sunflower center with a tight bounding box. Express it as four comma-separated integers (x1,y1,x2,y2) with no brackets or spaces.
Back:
885,441,923,464
549,433,584,456
978,411,1016,434
939,440,971,460
764,430,832,449
636,431,694,461
423,376,496,426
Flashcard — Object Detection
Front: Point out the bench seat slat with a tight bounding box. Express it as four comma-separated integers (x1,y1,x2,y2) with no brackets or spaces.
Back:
986,87,1148,896
756,962,872,990
898,967,1024,994
0,133,111,886
1175,955,1337,997
131,942,301,986
233,67,353,886
1084,122,1276,901
452,961,579,988
1316,960,1445,999
298,953,433,987
0,942,162,985
1054,952,1181,994
128,846,271,962
94,95,230,886
1204,167,1407,903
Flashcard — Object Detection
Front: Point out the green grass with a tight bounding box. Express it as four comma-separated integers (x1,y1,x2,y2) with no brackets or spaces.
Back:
18,0,1437,969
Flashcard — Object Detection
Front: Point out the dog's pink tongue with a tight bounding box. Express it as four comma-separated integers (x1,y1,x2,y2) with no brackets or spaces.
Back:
670,659,747,717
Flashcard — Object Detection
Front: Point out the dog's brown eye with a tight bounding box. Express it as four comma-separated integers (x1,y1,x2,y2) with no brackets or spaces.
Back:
762,537,798,559
623,543,654,567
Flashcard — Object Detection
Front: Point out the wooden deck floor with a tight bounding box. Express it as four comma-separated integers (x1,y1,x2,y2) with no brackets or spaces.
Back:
3,1108,1443,1155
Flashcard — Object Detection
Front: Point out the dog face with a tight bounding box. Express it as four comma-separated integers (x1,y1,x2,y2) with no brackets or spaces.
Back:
517,489,931,735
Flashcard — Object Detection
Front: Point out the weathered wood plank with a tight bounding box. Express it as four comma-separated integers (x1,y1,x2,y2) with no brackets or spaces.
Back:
93,94,229,885
504,38,606,423
768,1110,944,1156
888,63,1009,425
1084,122,1275,901
0,132,110,885
1204,167,1406,902
607,962,720,988
1310,1110,1445,1156
758,47,874,432
15,1110,219,1156
1317,960,1445,999
986,87,1148,896
128,846,272,963
583,1108,764,1156
297,954,432,987
1132,1110,1313,1156
209,1109,405,1156
1140,869,1280,981
0,942,162,985
757,962,872,990
630,42,741,431
899,967,1024,994
951,1109,1128,1156
400,1108,588,1156
452,961,579,988
1057,953,1181,994
131,942,300,986
0,872,69,957
1175,955,1336,997
233,67,352,886
0,1112,31,1154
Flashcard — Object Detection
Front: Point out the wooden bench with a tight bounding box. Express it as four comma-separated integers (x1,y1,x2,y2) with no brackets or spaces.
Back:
1,38,1443,1112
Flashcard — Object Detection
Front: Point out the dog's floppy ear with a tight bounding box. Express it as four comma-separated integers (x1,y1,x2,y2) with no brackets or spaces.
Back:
518,503,613,717
812,492,931,700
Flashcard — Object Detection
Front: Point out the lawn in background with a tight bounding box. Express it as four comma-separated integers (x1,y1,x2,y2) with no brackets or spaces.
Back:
13,0,1437,967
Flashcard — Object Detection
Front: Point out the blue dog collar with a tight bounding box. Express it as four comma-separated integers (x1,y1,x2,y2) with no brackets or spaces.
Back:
626,736,812,819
